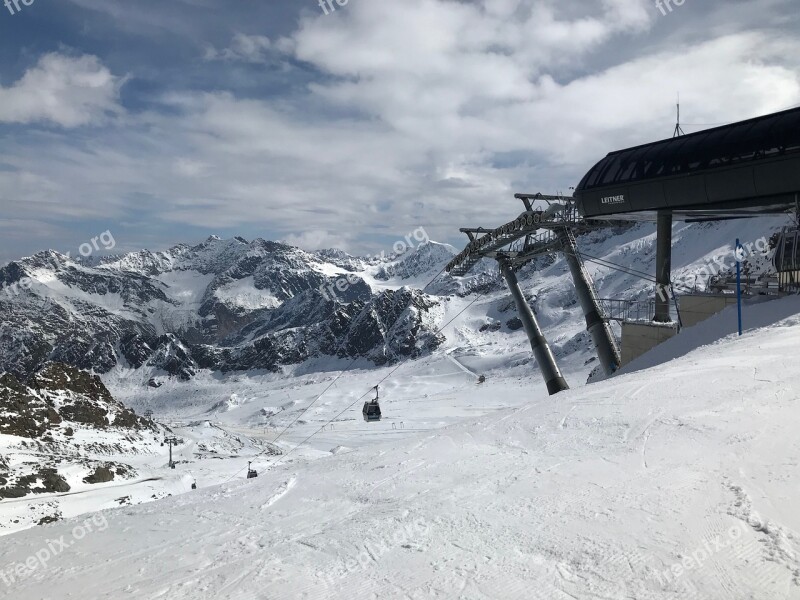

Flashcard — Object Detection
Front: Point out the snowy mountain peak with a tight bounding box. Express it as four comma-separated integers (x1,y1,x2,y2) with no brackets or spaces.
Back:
0,235,449,382
374,240,457,282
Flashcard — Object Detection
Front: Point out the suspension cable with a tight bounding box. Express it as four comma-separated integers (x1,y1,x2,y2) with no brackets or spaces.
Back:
224,260,471,482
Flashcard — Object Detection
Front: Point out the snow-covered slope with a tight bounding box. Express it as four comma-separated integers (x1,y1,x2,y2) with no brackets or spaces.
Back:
2,295,799,599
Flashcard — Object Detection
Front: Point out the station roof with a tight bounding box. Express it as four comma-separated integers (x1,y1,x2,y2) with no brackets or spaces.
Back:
577,106,800,192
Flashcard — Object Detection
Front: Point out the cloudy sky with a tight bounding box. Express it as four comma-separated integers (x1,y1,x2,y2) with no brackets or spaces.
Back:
0,0,798,263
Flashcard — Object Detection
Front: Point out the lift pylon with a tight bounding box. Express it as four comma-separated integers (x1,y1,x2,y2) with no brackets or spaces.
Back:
447,193,620,389
556,227,621,376
499,259,569,395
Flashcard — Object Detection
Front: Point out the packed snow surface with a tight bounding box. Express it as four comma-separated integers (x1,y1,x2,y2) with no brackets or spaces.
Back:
1,297,799,599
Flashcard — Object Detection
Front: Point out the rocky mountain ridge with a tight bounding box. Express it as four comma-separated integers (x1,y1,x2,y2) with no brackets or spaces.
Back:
0,236,452,382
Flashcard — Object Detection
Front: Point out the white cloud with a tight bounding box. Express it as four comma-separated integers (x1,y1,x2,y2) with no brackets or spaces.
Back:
172,158,208,177
281,230,352,252
41,23,798,247
205,33,273,63
1,0,799,259
0,53,124,127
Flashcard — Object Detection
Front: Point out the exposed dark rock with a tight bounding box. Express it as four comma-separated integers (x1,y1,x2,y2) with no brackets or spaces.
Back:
506,317,523,331
31,363,116,404
114,408,140,429
83,465,115,484
38,513,62,526
59,400,109,428
0,364,154,519
0,467,70,499
0,372,56,438
38,468,71,493
0,454,8,486
146,334,197,380
121,333,155,369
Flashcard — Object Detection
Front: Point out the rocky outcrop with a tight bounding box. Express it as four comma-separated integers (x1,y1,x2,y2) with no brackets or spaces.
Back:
0,363,155,439
83,465,115,485
0,363,158,503
0,468,70,499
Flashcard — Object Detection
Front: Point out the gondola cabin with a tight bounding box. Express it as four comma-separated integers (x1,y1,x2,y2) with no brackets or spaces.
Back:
362,385,382,422
362,401,382,422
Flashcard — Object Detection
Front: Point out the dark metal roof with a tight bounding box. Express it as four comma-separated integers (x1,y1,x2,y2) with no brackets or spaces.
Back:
575,106,800,219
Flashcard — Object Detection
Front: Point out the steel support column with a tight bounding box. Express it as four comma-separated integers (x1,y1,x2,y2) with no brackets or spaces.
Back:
557,227,621,376
654,211,673,322
499,260,569,395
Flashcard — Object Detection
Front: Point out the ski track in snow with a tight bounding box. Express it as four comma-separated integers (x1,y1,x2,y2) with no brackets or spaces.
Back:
261,477,297,510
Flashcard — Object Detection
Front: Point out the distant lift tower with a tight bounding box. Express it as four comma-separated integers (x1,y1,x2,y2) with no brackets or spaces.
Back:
163,436,179,469
446,194,621,395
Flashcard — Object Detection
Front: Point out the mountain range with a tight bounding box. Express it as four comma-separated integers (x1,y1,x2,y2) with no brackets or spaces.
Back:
0,236,457,383
0,217,787,388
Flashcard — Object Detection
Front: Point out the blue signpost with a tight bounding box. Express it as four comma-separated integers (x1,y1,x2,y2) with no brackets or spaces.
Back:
735,239,743,336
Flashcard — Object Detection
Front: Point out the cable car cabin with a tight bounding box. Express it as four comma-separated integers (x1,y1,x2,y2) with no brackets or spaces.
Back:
362,400,382,422
247,461,258,479
363,385,382,422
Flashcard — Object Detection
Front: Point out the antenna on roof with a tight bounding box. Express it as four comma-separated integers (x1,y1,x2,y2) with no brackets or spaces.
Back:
673,93,685,138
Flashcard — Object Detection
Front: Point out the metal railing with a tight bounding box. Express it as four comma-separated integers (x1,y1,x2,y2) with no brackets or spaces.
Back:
598,298,656,323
